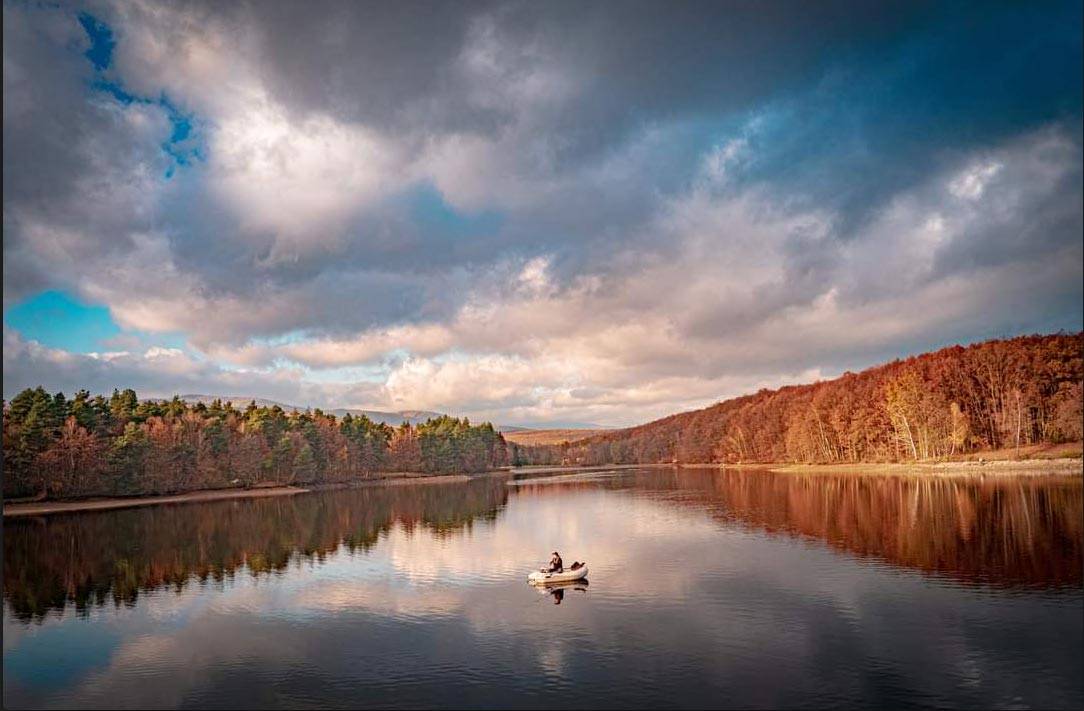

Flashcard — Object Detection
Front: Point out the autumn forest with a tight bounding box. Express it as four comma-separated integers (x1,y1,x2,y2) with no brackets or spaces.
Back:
3,395,509,500
543,333,1083,466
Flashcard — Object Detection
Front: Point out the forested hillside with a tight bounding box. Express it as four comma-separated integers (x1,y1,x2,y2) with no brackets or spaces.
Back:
544,333,1083,466
2,393,507,500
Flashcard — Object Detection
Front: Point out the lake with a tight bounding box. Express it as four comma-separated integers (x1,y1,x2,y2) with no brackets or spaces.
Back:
4,467,1082,709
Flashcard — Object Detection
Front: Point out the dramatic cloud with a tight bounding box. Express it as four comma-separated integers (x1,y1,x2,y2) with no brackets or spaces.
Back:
3,0,1081,426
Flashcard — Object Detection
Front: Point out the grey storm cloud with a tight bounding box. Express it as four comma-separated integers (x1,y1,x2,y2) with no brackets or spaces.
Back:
3,4,169,298
2,0,1081,424
241,1,928,139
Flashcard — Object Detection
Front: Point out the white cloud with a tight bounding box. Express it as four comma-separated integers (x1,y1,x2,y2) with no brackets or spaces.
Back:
208,104,416,260
949,160,1003,200
18,125,1076,426
700,137,748,185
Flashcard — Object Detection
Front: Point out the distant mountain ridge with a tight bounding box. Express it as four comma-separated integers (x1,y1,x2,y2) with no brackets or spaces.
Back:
172,394,442,427
169,394,606,432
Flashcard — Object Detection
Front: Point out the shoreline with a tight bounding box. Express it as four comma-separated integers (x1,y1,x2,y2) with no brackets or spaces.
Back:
508,463,671,475
2,471,497,518
6,457,1080,518
2,485,310,518
306,473,479,491
682,457,1083,477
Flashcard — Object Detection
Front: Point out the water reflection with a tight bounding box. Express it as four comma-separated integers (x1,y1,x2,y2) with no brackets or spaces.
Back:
4,477,510,622
3,468,1082,709
512,468,1083,588
4,468,1081,623
624,468,1081,588
535,579,590,605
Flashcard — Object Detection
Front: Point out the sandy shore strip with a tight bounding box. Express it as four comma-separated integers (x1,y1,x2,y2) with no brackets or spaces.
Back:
765,457,1082,477
508,463,670,475
517,459,1082,478
674,457,1081,477
3,485,310,518
309,473,476,490
3,472,498,518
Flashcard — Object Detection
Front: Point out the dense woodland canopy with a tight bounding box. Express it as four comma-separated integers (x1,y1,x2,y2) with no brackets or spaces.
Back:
2,391,507,499
535,333,1083,466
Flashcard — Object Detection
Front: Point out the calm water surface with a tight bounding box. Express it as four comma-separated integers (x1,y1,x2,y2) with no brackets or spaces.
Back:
4,467,1082,709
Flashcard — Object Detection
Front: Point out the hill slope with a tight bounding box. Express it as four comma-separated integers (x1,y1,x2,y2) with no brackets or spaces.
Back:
502,429,605,446
546,333,1082,466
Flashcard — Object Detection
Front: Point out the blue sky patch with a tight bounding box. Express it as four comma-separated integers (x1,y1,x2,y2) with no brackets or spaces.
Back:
160,104,202,176
86,83,204,178
79,13,205,179
90,78,140,106
405,184,503,238
5,290,122,353
78,13,115,71
4,291,190,354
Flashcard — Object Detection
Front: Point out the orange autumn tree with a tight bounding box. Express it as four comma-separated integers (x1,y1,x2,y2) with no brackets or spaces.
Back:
555,332,1083,466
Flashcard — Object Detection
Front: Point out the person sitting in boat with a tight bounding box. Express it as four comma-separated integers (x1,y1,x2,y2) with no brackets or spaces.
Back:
547,551,564,573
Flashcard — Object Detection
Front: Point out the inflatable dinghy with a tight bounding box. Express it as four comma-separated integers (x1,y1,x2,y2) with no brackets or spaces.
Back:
528,563,588,584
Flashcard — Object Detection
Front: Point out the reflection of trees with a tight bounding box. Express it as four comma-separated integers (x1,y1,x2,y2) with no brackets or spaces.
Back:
6,470,1078,623
3,478,510,622
695,470,1082,588
515,469,1084,588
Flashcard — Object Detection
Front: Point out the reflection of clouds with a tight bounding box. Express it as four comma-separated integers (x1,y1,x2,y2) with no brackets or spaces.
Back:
2,616,27,652
291,579,465,620
537,645,567,678
3,587,215,707
379,488,721,598
109,633,183,669
5,478,1081,709
382,520,522,585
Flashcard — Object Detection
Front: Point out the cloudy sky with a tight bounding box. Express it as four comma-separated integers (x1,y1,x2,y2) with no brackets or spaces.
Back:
3,1,1081,427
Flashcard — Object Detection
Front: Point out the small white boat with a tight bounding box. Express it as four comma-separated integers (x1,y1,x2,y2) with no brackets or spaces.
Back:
528,563,588,584
533,578,590,595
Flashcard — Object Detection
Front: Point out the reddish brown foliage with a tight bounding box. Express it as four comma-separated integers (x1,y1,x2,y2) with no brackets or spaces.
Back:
553,333,1083,465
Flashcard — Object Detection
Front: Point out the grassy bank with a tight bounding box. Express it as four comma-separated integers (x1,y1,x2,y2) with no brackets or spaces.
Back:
3,485,309,518
2,471,496,518
764,457,1082,477
502,429,604,446
671,442,1082,476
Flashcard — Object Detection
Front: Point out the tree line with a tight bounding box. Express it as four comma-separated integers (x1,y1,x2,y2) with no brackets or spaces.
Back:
3,391,508,500
551,333,1083,465
4,333,1079,497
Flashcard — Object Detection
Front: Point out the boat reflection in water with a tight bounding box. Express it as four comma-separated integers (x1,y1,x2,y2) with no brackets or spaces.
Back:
534,578,590,605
